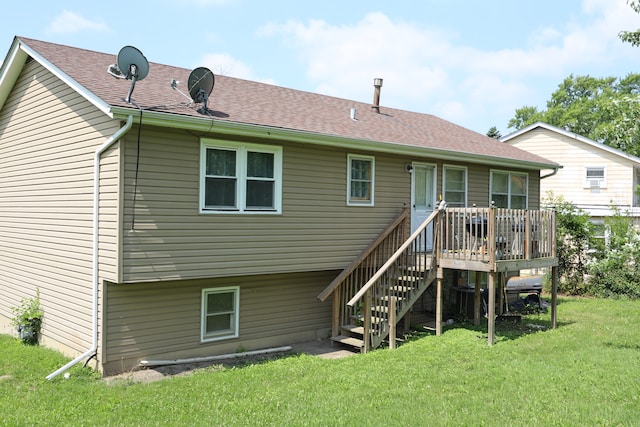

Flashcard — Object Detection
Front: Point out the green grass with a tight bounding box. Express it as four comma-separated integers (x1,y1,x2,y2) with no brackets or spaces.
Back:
1,297,639,426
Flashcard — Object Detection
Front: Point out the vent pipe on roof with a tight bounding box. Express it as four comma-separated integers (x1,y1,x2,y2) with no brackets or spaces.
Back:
372,78,383,113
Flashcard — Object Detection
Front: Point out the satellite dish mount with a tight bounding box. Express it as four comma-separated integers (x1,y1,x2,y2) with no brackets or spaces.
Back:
107,46,149,104
187,67,215,114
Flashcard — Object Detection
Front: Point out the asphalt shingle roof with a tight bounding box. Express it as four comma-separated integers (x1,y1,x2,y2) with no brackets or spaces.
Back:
16,37,556,167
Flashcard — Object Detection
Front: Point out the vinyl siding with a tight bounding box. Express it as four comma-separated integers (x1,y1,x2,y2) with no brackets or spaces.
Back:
0,59,120,356
102,270,337,375
120,127,411,282
118,126,541,283
509,128,633,212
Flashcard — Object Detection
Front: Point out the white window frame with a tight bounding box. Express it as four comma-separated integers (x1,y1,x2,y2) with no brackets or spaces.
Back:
489,170,529,209
200,139,283,214
347,154,375,206
443,165,468,207
201,286,240,342
584,166,606,189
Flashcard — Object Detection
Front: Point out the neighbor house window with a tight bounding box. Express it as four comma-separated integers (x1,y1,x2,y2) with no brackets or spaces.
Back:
490,171,528,209
347,154,375,206
200,139,282,213
201,287,239,342
443,165,467,207
584,166,606,189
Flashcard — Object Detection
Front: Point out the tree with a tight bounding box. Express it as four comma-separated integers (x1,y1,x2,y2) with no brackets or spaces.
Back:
506,106,541,130
485,126,502,139
619,1,640,46
508,74,640,156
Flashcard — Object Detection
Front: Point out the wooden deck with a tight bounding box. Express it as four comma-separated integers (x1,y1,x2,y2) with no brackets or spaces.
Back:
318,205,558,353
438,207,558,271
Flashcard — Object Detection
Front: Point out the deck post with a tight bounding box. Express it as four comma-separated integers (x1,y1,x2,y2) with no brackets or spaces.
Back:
389,296,396,349
497,272,504,315
363,290,371,353
551,265,558,328
474,271,481,326
487,271,496,346
331,291,340,338
436,268,443,336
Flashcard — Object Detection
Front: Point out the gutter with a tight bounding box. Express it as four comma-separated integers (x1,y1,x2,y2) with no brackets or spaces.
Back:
109,107,558,172
46,114,134,380
541,167,560,179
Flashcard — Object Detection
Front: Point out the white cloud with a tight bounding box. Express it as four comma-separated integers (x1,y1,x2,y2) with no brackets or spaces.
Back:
197,53,275,84
259,1,640,132
260,12,454,108
48,11,110,34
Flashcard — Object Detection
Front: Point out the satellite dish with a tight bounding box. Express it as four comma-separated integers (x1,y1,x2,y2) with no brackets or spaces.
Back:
187,67,215,113
107,46,149,104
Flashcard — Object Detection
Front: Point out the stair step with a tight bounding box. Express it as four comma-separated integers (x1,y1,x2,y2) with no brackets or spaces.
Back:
341,324,364,335
396,275,422,283
351,314,385,324
372,305,390,314
331,335,364,349
389,285,414,293
404,262,432,273
379,295,405,303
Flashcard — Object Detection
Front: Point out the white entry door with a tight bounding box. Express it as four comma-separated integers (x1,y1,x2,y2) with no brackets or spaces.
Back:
411,163,436,250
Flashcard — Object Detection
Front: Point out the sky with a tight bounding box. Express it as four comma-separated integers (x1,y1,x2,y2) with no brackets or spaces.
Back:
2,0,640,136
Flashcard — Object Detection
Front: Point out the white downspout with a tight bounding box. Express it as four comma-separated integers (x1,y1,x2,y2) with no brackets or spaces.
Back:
47,114,134,380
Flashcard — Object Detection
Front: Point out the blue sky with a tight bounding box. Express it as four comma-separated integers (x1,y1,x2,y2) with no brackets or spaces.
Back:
2,0,640,135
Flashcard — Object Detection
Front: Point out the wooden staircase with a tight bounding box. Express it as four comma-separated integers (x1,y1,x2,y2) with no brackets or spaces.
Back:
331,256,436,351
318,207,441,353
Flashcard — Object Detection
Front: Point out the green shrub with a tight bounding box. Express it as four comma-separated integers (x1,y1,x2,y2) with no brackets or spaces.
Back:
543,193,592,294
10,289,43,345
586,208,640,299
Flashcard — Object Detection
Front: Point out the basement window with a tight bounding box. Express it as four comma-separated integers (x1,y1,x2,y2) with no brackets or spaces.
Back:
201,287,239,342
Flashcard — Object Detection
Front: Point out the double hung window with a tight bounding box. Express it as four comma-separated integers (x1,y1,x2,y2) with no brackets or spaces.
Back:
347,154,375,206
201,140,282,213
443,165,467,207
490,171,528,209
201,287,239,342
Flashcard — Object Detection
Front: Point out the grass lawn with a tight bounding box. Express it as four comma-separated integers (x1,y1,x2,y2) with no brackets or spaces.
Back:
1,296,639,426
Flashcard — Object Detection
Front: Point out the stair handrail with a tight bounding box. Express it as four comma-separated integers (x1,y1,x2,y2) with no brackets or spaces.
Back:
317,207,409,302
347,207,441,308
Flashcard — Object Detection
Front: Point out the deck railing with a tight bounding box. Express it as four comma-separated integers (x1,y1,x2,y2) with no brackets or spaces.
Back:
440,206,556,265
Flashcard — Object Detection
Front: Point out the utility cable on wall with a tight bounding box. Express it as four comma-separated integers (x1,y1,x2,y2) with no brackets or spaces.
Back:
130,108,143,230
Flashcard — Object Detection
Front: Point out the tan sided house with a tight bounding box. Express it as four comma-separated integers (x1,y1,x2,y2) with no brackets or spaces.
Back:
501,121,640,222
0,37,560,377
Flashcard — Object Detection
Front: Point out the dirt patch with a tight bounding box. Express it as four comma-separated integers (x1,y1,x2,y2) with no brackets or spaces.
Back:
104,339,355,385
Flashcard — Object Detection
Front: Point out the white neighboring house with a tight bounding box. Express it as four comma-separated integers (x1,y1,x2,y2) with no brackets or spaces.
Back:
501,122,640,223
